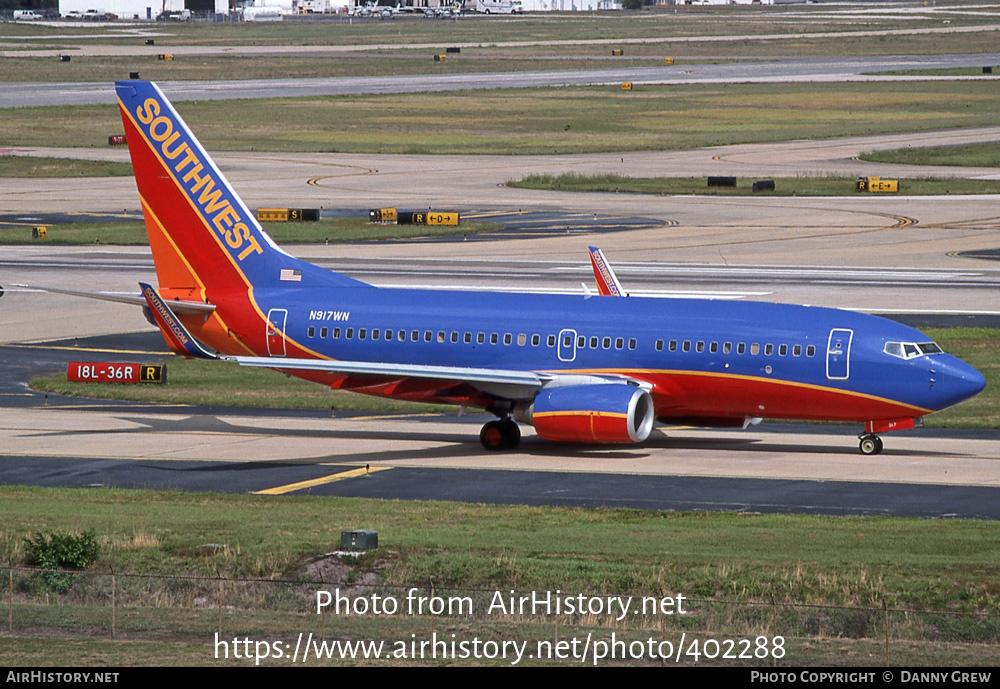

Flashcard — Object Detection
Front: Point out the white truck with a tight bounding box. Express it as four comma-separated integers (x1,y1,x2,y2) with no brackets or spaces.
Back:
476,0,522,13
14,10,44,19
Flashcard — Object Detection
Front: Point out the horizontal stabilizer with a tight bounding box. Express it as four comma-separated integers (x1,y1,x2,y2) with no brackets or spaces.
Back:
12,283,216,315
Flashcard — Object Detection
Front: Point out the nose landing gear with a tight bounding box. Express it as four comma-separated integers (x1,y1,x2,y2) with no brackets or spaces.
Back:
858,433,883,456
480,417,521,451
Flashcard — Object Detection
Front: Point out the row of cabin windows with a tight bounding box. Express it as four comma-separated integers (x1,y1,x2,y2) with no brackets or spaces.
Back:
303,327,641,351
654,339,816,358
307,327,544,347
304,327,815,359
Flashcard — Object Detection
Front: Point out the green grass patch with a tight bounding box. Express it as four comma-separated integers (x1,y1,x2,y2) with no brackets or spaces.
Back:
0,217,497,245
0,53,660,83
3,81,1000,154
509,173,1000,196
0,154,132,178
860,142,1000,168
2,485,1000,612
28,329,999,428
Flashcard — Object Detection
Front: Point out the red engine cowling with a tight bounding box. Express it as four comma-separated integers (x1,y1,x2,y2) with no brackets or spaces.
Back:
515,383,655,444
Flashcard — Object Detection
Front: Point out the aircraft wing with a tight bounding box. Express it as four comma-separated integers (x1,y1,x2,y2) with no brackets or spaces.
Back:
228,355,551,400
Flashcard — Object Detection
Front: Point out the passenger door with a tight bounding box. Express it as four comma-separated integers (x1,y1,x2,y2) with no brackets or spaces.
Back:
826,328,853,380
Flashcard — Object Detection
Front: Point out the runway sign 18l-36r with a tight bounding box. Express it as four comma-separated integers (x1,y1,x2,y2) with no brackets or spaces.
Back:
67,363,166,384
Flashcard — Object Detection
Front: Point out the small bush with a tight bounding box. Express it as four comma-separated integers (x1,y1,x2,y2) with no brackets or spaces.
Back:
23,530,100,593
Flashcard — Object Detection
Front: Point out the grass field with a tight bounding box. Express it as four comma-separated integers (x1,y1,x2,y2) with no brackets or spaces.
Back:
0,155,133,177
2,487,999,666
3,486,999,609
29,328,999,427
860,142,1000,168
0,217,496,244
509,173,1000,196
3,82,1000,154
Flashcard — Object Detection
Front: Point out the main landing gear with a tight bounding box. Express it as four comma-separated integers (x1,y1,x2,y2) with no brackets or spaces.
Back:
480,417,520,451
858,433,884,456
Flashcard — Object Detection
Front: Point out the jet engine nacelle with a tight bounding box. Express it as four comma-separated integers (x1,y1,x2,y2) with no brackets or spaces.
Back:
515,383,655,444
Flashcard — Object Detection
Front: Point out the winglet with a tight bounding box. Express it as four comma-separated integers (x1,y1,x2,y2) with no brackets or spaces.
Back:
588,246,626,297
139,282,218,359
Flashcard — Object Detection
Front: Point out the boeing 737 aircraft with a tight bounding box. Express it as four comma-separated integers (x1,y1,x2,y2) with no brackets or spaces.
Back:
88,81,988,454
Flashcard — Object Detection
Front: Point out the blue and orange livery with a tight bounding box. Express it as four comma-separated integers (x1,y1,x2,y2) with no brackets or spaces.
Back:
115,81,985,455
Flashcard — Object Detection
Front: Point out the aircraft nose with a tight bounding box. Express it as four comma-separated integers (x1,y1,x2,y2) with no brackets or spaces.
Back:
931,356,986,410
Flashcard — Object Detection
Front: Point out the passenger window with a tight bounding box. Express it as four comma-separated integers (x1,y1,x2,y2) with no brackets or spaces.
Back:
682,341,691,353
602,337,611,349
505,333,513,346
478,332,486,344
424,331,432,342
308,326,315,338
464,332,472,343
615,338,624,350
764,344,773,356
669,340,677,352
628,338,636,350
333,328,341,339
532,334,540,346
547,335,556,347
750,343,759,355
779,344,787,356
398,330,406,342
806,345,816,357
793,344,802,357
359,328,367,340
518,334,526,346
710,342,718,354
438,331,446,343
451,332,459,343
577,335,584,347
591,336,599,349
723,342,732,354
320,327,328,339
491,333,499,345
411,330,419,342
346,328,354,339
655,339,663,351
737,343,745,354
696,341,704,353
372,329,380,340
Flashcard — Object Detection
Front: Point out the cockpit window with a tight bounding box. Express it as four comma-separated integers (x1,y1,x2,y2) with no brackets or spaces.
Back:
884,341,944,359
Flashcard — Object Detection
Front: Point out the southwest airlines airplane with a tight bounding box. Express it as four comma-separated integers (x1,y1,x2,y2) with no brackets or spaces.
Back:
108,81,984,455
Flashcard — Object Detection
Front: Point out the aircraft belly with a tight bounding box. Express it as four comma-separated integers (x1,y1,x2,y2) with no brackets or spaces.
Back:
645,371,922,422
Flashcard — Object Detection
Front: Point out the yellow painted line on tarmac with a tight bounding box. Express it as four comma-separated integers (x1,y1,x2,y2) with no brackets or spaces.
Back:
462,210,533,219
255,466,391,496
8,343,167,356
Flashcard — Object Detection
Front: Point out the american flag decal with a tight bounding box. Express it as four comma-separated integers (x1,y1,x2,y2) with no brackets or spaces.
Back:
280,269,302,282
